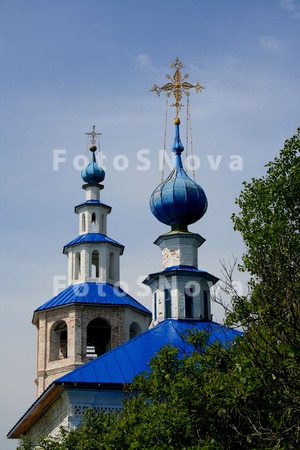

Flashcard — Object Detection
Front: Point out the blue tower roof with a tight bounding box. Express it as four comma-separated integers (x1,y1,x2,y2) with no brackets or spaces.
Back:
144,265,219,286
34,282,151,316
150,123,207,228
63,233,123,254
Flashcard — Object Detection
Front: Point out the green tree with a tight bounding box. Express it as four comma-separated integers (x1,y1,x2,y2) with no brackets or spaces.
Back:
225,127,300,447
230,127,300,329
18,331,238,450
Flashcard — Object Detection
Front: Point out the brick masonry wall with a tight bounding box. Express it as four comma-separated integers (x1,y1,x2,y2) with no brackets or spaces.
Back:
35,303,151,397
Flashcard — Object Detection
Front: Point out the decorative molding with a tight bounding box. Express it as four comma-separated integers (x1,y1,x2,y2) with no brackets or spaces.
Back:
73,404,123,416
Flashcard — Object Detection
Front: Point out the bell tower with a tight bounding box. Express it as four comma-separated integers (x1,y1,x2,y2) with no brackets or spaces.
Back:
33,127,151,397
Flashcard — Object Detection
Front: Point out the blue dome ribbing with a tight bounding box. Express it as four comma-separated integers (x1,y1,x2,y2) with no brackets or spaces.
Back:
81,152,105,184
150,123,207,227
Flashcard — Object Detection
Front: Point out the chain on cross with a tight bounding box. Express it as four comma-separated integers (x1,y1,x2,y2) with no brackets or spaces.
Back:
150,57,205,119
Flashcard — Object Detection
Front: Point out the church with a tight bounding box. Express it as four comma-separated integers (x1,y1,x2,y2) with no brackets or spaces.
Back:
8,59,240,445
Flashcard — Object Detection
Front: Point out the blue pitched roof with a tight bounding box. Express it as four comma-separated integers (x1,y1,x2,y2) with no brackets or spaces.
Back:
7,319,242,439
63,233,123,253
56,319,241,385
34,282,151,315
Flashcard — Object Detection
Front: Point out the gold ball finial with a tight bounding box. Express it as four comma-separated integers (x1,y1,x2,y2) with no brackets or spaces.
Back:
89,145,97,152
174,117,180,125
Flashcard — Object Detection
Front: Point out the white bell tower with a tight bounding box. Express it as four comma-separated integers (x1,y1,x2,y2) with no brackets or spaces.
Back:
33,127,151,396
64,182,123,286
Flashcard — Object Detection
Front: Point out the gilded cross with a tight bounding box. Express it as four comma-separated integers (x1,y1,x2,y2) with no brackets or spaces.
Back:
151,57,205,119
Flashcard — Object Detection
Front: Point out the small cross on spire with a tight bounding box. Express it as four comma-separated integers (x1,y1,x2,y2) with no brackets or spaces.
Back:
150,58,205,119
85,125,102,146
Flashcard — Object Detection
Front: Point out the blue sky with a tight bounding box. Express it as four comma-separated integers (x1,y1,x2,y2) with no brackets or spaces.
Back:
1,0,299,448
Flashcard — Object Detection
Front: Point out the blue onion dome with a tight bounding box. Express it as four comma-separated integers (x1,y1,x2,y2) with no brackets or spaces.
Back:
81,145,105,184
150,120,207,229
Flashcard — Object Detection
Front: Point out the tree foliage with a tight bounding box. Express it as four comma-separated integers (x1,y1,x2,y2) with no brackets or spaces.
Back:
18,128,300,450
230,127,300,329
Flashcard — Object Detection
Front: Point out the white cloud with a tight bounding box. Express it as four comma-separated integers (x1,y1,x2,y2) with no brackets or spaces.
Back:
135,52,152,69
259,35,283,52
279,0,300,18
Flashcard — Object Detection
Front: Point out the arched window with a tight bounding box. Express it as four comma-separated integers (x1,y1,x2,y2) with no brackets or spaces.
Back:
129,322,142,339
203,290,209,321
74,252,81,280
91,212,96,232
101,214,105,233
185,286,194,318
50,320,68,361
109,252,115,280
86,318,111,358
91,250,99,278
81,213,86,233
164,289,172,319
154,292,157,322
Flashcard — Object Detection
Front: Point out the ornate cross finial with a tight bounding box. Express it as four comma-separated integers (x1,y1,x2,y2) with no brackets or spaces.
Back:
150,58,205,119
85,125,102,145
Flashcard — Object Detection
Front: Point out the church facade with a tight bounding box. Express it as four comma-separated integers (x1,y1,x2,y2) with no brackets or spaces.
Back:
8,60,241,446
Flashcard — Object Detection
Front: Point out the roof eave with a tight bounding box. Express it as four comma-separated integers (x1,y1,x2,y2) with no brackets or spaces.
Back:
154,231,205,248
143,269,219,286
55,380,125,390
74,202,112,214
63,242,125,255
33,300,151,318
7,384,64,439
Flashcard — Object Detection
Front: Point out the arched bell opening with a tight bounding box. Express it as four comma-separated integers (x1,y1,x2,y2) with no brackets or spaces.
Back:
91,250,99,278
74,252,81,280
86,318,111,358
129,322,142,340
50,320,68,361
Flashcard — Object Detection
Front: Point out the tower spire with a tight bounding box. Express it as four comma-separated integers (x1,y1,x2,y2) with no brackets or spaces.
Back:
150,57,205,121
31,127,151,396
81,126,105,184
149,59,207,231
146,59,216,325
